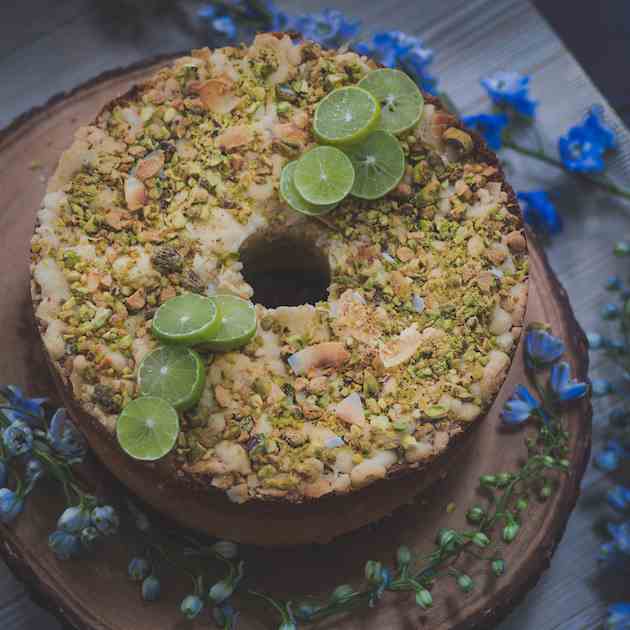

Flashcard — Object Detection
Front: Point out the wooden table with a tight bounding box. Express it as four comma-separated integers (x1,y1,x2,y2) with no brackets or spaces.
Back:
2,1,629,628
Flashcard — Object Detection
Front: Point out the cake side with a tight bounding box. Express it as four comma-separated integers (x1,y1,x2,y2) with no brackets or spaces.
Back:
30,34,529,508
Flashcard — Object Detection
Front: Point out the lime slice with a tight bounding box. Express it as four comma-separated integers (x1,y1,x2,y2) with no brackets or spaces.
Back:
343,130,406,200
199,295,257,352
152,294,220,345
313,86,381,146
280,161,337,216
116,396,179,462
358,69,424,134
138,346,206,411
293,146,355,205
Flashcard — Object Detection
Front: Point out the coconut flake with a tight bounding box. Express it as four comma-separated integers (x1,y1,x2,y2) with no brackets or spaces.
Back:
334,392,366,426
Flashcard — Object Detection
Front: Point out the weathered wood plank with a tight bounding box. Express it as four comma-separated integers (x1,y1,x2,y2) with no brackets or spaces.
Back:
0,1,627,629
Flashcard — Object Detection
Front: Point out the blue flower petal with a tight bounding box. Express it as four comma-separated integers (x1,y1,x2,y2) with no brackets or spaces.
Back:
481,71,537,117
525,328,565,364
586,332,604,349
517,191,562,236
462,113,508,150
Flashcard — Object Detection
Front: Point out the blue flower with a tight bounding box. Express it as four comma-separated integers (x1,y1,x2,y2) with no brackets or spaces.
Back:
608,486,630,512
608,602,630,629
58,506,92,534
355,31,438,94
462,113,508,151
558,126,606,173
3,421,33,457
0,385,46,426
80,526,100,550
0,460,7,487
128,557,151,581
602,303,621,319
525,328,565,366
47,408,87,463
606,275,622,291
0,488,23,523
550,362,588,401
558,106,616,173
142,575,161,602
596,449,621,472
295,9,360,47
517,191,562,235
610,521,630,555
481,71,537,117
583,105,616,150
586,332,604,349
212,15,237,41
591,378,613,397
501,385,541,425
49,530,82,560
181,594,204,620
213,603,239,629
91,505,119,536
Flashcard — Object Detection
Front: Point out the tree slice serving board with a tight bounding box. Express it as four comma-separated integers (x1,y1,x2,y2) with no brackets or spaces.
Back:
0,57,591,630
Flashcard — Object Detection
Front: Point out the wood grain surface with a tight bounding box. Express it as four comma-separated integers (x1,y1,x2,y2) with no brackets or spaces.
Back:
1,0,630,629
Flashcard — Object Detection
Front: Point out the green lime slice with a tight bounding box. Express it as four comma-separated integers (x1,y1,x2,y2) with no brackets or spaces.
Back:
313,86,381,146
198,295,257,352
138,346,206,411
152,294,220,346
343,130,406,200
116,396,180,462
358,69,424,134
280,161,337,216
293,146,355,205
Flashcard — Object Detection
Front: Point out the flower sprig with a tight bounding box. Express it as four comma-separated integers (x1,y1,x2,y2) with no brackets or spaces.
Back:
0,386,119,557
236,326,585,628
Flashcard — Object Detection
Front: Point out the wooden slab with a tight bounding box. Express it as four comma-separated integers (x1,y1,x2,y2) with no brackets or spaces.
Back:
0,58,591,630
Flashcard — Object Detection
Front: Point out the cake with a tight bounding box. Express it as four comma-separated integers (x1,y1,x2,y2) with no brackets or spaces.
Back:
30,33,528,544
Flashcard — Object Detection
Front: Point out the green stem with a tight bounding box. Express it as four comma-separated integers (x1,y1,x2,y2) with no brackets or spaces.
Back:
502,140,630,201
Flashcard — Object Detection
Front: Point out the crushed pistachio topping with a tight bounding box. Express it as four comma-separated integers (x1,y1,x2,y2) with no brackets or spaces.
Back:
31,35,528,504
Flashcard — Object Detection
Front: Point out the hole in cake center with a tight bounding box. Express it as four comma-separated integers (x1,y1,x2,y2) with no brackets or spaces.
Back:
240,232,330,308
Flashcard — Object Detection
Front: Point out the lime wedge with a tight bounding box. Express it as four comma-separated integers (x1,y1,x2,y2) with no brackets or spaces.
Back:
152,294,220,346
280,161,337,216
116,396,179,462
293,146,355,205
199,295,257,352
138,346,206,411
343,130,405,200
358,69,424,134
313,86,381,146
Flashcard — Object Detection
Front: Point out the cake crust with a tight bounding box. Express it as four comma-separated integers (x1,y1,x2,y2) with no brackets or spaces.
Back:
30,34,528,517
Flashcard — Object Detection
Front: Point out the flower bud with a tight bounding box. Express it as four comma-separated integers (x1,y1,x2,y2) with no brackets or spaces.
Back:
466,506,485,524
330,584,355,604
364,560,382,584
209,579,235,604
515,497,528,512
542,455,555,467
437,528,457,549
558,459,570,470
211,540,239,560
480,474,497,487
496,472,512,488
472,532,490,548
180,594,204,620
456,573,474,593
415,589,433,609
491,559,506,576
142,575,161,602
128,557,151,582
396,545,411,568
503,522,520,543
